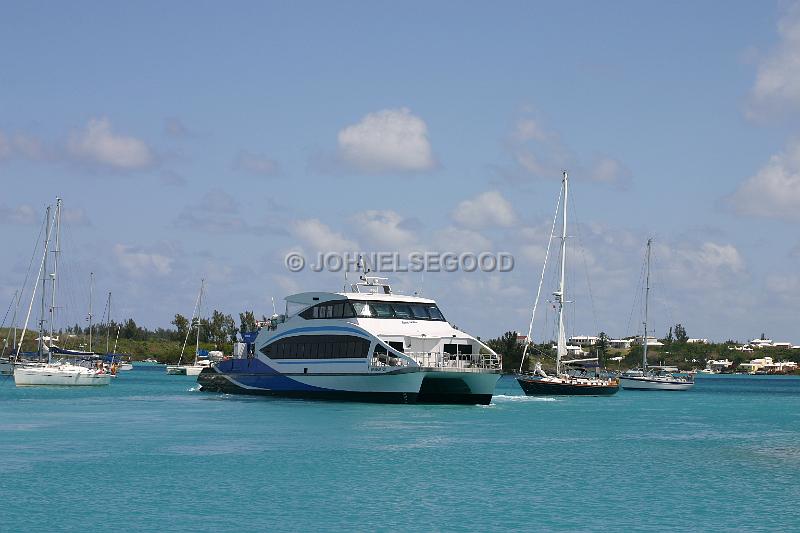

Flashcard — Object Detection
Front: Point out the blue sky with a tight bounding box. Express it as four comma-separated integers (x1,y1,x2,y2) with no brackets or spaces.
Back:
2,1,800,344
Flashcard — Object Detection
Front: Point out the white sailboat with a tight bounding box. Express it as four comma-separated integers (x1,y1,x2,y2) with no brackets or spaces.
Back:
619,239,694,391
516,171,619,395
166,279,210,376
14,199,111,387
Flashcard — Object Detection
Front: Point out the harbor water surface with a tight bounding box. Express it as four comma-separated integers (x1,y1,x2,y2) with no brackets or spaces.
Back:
1,369,799,532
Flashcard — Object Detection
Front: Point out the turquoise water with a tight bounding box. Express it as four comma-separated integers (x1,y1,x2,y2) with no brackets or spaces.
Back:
1,370,799,532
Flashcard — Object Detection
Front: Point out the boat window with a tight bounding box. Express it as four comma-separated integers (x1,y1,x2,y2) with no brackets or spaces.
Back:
348,300,446,321
300,301,357,320
388,341,405,353
353,302,372,317
371,303,395,318
260,334,370,360
409,304,430,319
427,306,445,320
391,304,413,319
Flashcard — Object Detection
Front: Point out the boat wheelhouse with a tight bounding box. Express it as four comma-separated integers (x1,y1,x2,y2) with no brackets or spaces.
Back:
197,276,502,404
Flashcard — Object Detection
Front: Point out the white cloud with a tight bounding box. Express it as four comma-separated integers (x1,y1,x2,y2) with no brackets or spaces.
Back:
589,156,631,184
62,207,91,226
234,151,280,176
748,3,800,118
452,190,516,229
0,204,38,225
350,210,418,249
175,190,269,234
506,112,628,185
292,219,358,252
68,117,153,170
512,118,551,143
337,108,435,173
655,241,745,290
431,226,492,253
729,140,800,220
113,244,173,278
0,130,48,161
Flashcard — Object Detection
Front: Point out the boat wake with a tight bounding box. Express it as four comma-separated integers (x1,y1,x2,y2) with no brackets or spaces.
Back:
492,394,559,403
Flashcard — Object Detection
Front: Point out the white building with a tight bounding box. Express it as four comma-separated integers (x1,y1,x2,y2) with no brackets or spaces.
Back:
568,335,599,347
687,338,709,344
608,339,631,350
633,336,664,347
738,356,798,373
706,359,733,372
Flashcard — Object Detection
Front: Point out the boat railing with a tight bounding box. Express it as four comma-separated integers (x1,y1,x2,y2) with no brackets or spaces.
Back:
368,351,501,372
407,351,501,371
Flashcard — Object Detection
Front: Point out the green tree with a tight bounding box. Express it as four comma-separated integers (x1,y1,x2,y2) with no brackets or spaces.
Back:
485,331,527,372
171,314,189,339
596,331,609,366
674,323,688,344
239,311,257,335
121,318,141,340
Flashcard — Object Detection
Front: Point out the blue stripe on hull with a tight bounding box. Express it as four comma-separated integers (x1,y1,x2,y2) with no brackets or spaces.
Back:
197,368,416,403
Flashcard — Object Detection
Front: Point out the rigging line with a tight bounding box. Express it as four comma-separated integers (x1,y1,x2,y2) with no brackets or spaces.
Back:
16,206,57,360
13,211,47,332
568,190,600,336
625,243,648,338
518,180,563,372
1,292,15,330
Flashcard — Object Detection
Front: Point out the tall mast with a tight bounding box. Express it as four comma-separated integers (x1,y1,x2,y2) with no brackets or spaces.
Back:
11,289,19,352
194,279,204,365
48,198,62,346
38,205,52,363
88,272,94,352
643,238,652,370
105,291,112,354
555,171,569,376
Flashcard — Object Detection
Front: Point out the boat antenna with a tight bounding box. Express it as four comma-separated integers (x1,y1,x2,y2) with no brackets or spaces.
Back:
642,238,652,370
271,296,277,316
519,176,562,373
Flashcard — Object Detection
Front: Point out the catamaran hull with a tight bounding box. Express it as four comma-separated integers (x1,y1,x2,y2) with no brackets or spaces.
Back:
619,376,694,391
13,367,111,386
517,377,619,396
0,361,12,376
196,363,424,404
417,370,501,405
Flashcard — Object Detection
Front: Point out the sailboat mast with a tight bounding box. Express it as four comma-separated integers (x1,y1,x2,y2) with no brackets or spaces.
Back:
555,171,569,376
39,205,51,363
48,198,61,345
88,272,94,352
643,238,652,370
105,291,112,354
195,279,204,365
11,290,19,352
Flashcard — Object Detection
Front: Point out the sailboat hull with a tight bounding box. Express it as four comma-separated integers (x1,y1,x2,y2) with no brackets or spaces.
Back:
517,376,619,396
14,365,111,386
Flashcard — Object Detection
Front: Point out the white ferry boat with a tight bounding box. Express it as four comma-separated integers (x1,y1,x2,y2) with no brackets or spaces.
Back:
197,276,502,404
